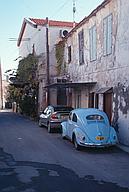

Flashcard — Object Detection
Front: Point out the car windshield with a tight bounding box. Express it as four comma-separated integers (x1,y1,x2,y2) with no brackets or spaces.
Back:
86,114,104,121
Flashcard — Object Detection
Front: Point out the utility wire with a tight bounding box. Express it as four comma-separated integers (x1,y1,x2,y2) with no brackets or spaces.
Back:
50,0,71,19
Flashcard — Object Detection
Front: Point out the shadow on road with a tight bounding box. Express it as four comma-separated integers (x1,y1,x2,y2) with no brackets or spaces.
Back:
0,147,129,192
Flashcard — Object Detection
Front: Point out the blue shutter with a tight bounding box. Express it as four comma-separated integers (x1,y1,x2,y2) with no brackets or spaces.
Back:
93,25,97,60
78,32,81,64
89,25,97,61
103,18,107,55
103,14,112,55
78,30,84,65
107,14,112,54
89,28,92,61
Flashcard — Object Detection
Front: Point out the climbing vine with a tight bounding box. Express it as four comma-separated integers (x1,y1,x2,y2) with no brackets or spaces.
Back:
55,40,65,75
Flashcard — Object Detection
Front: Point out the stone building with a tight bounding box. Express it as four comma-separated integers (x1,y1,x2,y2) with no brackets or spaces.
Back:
0,62,3,109
51,0,129,146
17,18,74,110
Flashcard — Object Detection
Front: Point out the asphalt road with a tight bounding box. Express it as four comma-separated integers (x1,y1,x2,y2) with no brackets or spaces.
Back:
0,110,129,192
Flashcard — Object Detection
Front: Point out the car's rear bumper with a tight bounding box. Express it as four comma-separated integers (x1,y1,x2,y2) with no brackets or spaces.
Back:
50,121,62,129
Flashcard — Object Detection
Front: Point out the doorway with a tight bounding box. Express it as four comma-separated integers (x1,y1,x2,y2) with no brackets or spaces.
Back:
103,92,112,123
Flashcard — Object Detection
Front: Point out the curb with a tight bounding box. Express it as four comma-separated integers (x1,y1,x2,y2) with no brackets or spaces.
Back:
117,144,129,153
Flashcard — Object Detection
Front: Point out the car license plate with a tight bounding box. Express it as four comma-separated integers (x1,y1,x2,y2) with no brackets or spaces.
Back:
96,136,105,140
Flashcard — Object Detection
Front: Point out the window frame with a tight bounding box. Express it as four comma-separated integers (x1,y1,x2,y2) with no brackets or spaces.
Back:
78,29,84,65
68,45,72,63
89,25,97,61
103,13,113,56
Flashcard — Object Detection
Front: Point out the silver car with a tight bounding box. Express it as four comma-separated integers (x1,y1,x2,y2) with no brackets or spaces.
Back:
38,105,73,133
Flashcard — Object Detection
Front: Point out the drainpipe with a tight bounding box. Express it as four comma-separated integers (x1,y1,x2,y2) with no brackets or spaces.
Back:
46,17,50,105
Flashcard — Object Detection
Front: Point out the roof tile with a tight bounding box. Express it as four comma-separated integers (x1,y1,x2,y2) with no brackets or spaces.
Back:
29,18,74,27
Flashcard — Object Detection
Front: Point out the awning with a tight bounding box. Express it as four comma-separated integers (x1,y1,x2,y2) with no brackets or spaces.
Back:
96,87,112,94
45,82,97,89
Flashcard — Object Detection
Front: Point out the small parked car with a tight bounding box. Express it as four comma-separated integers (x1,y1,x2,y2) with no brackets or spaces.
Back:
38,105,73,133
61,108,118,150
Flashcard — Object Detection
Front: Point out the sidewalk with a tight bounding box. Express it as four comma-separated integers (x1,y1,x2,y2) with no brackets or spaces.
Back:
0,109,13,112
117,144,129,153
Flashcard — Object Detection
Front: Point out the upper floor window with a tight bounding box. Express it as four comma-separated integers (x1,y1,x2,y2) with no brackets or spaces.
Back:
68,45,71,63
103,14,113,55
89,25,97,61
78,30,84,65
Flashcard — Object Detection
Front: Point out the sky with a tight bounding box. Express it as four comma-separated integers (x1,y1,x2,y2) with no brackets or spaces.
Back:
0,0,103,77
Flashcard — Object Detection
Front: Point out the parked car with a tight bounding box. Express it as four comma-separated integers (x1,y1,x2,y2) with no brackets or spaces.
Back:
61,108,118,150
38,105,73,133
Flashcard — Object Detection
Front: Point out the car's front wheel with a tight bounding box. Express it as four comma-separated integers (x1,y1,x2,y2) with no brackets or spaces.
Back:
73,135,81,150
38,119,42,127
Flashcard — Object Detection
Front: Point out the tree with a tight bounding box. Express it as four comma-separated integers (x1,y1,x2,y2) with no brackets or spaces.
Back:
7,54,39,118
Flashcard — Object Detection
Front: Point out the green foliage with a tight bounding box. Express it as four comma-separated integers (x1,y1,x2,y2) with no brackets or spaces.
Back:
17,54,38,83
55,41,65,75
19,95,37,117
7,54,39,119
6,85,22,103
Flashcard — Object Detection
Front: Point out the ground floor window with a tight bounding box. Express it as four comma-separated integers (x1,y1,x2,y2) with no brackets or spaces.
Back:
75,91,81,108
88,93,98,108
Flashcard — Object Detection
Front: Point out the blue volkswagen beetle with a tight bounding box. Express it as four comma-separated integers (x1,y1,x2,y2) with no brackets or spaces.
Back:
61,108,118,150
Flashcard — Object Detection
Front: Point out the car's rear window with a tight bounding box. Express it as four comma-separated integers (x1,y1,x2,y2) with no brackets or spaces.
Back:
54,107,73,112
86,114,104,121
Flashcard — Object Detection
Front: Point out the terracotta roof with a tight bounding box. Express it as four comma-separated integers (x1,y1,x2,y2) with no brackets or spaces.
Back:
17,18,74,47
29,18,74,27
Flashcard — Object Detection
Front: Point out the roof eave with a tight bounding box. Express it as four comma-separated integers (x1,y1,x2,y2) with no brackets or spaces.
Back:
65,0,111,39
17,18,37,47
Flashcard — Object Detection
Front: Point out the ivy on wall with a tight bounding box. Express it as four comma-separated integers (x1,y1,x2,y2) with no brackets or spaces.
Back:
17,54,38,83
55,40,65,75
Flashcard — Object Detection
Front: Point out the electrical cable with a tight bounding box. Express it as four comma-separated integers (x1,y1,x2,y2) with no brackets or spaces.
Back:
50,0,71,19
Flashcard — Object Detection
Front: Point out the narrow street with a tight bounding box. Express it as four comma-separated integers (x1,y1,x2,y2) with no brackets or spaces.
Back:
0,110,129,192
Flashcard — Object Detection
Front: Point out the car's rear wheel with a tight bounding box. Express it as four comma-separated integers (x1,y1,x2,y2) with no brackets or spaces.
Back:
73,135,81,150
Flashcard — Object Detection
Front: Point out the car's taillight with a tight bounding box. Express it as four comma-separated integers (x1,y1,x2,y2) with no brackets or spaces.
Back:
51,114,59,120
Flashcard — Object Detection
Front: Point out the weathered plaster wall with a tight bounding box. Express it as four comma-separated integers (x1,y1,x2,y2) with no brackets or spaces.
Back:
113,0,129,145
66,0,118,88
64,0,129,146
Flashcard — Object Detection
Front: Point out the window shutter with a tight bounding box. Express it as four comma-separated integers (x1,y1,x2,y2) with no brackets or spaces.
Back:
89,25,97,61
103,18,107,55
107,14,112,54
89,28,92,60
92,26,97,60
78,30,84,65
103,14,112,55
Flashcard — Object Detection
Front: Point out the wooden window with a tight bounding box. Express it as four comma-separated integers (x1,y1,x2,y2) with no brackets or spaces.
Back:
95,94,99,108
103,14,113,55
78,30,84,65
89,25,97,61
77,94,81,108
88,93,94,108
68,46,71,63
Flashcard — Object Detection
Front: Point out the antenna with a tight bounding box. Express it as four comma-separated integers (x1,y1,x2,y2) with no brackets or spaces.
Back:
73,0,76,28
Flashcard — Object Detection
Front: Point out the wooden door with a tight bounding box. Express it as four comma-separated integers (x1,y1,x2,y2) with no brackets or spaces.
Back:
103,92,112,123
57,88,67,105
